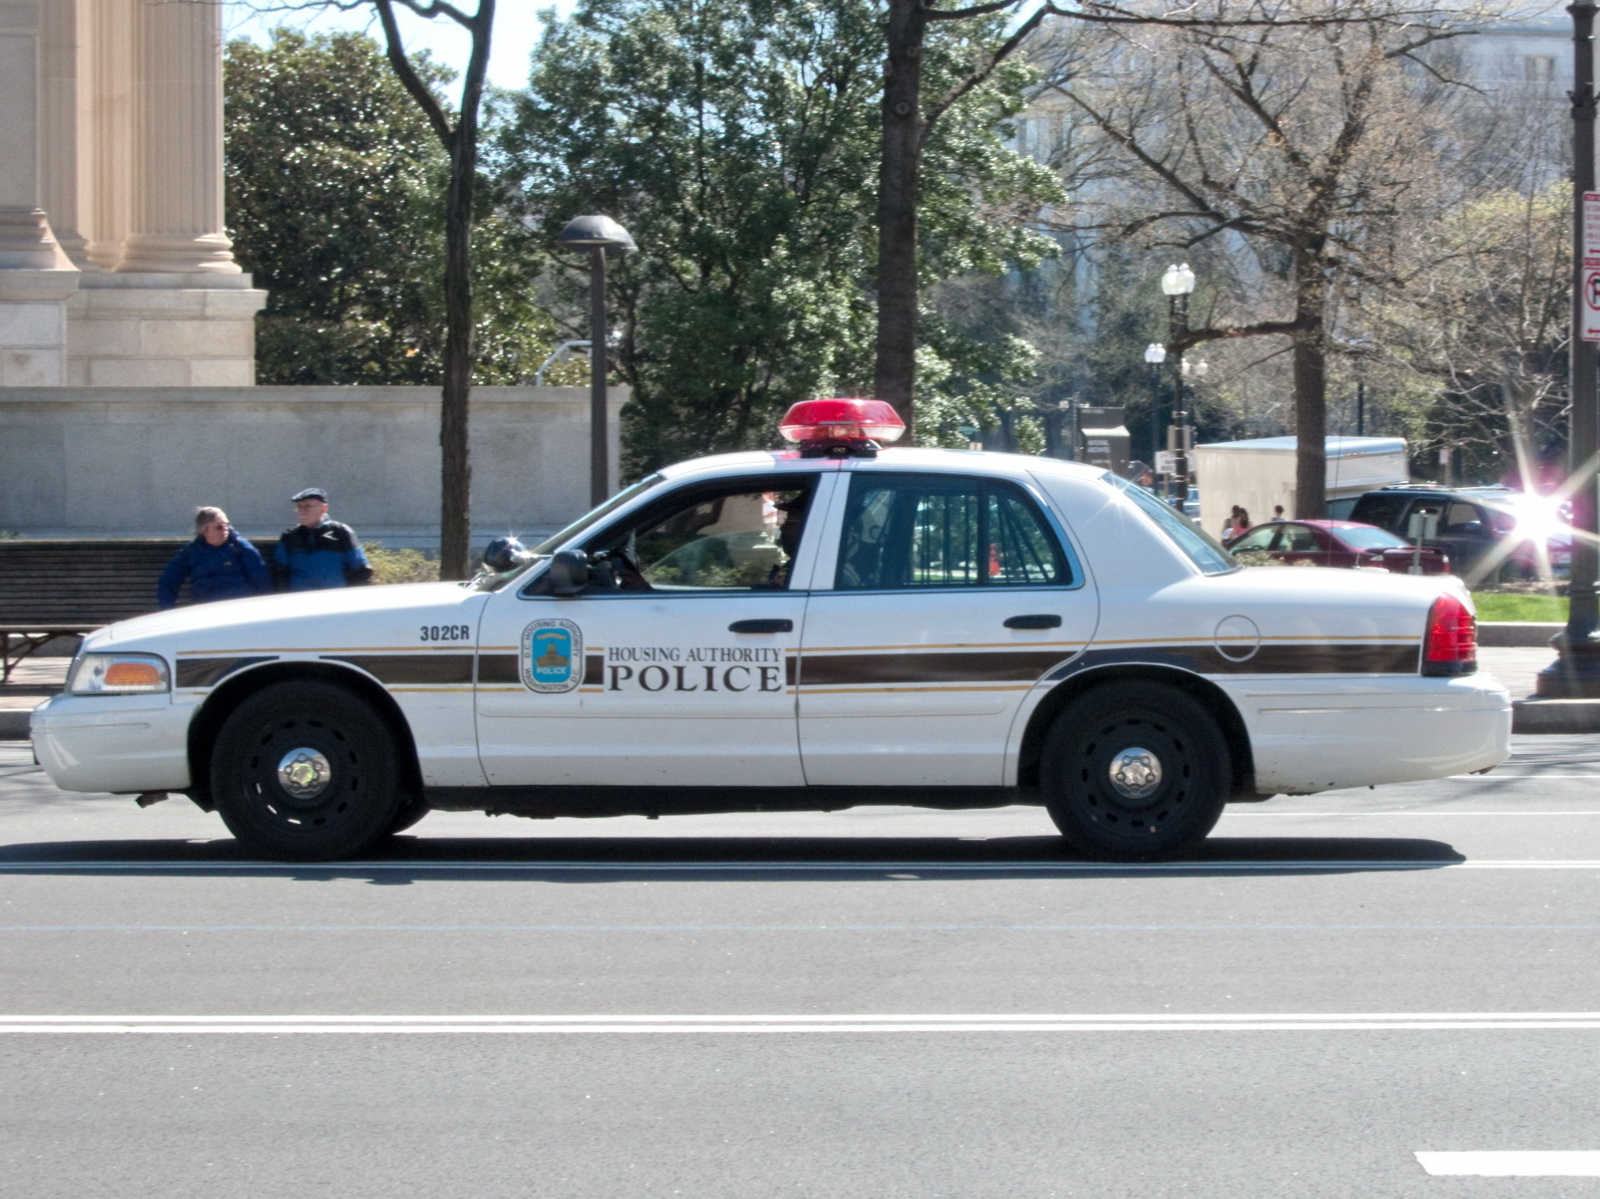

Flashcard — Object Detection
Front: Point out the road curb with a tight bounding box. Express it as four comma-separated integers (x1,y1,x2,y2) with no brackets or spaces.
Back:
1478,622,1562,647
1512,696,1600,735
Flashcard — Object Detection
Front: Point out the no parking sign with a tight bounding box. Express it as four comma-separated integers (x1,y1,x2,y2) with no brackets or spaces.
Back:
1584,192,1600,341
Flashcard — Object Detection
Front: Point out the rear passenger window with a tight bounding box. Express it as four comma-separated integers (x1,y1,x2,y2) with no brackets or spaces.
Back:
1356,495,1408,532
1281,525,1319,552
837,474,1070,590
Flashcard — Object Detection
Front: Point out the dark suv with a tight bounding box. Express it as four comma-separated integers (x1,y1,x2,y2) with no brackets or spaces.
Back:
1347,485,1571,585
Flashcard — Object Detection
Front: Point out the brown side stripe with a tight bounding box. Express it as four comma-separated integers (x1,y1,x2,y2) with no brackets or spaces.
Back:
320,654,474,685
174,656,279,689
802,650,1073,686
1043,643,1421,681
477,653,519,685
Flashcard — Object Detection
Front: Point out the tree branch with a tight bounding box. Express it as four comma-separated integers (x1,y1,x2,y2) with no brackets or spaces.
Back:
373,0,454,147
926,4,1054,125
389,0,477,29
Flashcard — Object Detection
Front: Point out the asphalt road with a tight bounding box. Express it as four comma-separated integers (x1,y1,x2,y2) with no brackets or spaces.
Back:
4,738,1600,1197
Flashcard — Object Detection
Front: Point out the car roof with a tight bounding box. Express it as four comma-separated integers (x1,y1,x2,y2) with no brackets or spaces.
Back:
658,446,1112,485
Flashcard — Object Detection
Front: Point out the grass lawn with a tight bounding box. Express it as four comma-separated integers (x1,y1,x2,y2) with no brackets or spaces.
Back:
1472,592,1569,623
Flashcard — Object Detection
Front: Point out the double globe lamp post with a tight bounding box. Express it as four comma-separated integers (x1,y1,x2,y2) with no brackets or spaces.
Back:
1144,263,1204,498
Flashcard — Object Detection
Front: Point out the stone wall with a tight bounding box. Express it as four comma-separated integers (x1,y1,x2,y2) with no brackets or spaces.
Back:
0,385,627,547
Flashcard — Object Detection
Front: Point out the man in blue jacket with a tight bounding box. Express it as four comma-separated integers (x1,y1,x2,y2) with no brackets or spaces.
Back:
274,487,373,591
157,508,272,609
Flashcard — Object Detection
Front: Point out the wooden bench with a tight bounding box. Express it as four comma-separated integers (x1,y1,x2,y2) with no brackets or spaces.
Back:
0,539,191,681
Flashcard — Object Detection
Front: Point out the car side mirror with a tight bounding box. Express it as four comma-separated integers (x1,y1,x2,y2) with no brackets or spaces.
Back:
545,550,590,597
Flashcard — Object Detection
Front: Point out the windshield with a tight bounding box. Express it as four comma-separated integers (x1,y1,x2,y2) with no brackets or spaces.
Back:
1337,525,1407,550
1107,474,1238,575
531,474,666,554
464,474,668,592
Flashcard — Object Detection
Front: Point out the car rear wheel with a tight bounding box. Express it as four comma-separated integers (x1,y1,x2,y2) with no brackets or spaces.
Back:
1041,681,1229,860
211,680,403,861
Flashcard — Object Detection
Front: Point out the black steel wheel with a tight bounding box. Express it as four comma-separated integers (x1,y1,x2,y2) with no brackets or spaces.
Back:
1041,681,1229,860
210,680,404,861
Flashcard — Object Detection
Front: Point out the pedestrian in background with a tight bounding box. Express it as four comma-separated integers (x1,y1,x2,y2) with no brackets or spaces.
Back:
1221,505,1251,544
274,488,373,592
1271,505,1286,521
157,507,271,610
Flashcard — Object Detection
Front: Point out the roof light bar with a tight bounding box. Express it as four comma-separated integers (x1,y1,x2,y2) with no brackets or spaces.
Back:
777,399,906,458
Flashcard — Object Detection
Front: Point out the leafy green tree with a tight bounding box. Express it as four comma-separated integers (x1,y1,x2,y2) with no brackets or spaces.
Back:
498,0,1057,476
225,29,554,388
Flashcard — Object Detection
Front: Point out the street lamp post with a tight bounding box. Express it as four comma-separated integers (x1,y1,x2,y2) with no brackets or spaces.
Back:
1143,342,1166,487
557,214,636,507
1161,263,1196,492
1536,2,1600,697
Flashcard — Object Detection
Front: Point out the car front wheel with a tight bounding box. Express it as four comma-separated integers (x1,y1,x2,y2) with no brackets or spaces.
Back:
1041,681,1230,860
211,680,404,861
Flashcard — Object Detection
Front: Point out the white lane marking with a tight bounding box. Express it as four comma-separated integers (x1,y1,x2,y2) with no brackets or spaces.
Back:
5,1013,1600,1034
1230,811,1600,816
5,860,1600,874
1416,1151,1600,1176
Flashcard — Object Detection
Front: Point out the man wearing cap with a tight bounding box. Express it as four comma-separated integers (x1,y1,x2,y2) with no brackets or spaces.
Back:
274,488,373,592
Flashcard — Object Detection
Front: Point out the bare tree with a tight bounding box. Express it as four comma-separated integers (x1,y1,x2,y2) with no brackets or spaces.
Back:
371,0,494,579
255,0,496,579
1030,0,1483,516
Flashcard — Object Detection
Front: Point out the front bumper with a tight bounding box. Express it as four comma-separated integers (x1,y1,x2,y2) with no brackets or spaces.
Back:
30,693,194,793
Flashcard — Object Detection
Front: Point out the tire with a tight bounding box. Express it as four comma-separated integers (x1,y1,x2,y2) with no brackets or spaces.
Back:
210,680,404,861
386,796,431,835
1041,681,1230,861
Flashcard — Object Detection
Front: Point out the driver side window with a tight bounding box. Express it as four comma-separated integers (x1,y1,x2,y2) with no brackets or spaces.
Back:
588,478,817,592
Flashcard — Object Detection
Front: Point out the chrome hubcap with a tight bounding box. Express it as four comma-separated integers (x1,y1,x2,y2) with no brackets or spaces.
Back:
276,748,332,800
1108,748,1162,801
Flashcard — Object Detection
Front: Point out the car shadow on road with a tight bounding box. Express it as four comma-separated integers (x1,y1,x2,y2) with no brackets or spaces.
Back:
0,833,1466,881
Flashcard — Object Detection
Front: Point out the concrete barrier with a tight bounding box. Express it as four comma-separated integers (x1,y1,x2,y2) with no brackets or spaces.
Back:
0,384,626,547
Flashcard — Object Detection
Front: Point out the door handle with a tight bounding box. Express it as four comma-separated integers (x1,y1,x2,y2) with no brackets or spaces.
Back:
728,618,794,634
1004,614,1061,630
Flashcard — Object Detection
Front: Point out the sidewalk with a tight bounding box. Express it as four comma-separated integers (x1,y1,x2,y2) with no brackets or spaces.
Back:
3,637,1593,741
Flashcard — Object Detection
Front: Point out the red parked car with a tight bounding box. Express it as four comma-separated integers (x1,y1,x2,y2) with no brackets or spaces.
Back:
1228,519,1452,575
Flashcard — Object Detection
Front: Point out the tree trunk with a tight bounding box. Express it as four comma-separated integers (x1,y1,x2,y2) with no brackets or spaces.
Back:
439,130,476,580
1292,240,1328,520
874,0,927,434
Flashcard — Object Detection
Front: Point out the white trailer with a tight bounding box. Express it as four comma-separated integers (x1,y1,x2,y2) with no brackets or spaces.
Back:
1191,435,1409,536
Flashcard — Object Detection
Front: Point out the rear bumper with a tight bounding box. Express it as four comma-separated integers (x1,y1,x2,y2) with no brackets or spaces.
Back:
1220,672,1511,794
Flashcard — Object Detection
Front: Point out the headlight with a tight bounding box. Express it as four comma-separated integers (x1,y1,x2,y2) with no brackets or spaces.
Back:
68,653,171,695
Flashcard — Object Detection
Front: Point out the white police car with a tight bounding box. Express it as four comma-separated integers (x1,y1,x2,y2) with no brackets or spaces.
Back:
31,399,1511,861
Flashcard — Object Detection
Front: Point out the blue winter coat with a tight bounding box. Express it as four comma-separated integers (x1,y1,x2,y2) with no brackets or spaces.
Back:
157,533,272,609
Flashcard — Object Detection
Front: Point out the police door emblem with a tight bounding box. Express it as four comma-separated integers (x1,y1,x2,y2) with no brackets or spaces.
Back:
521,620,583,693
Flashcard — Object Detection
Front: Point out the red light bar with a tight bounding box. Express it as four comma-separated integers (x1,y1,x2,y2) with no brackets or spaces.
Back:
778,398,906,446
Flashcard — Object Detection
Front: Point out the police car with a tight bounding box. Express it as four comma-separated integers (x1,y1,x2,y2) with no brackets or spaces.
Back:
30,399,1511,862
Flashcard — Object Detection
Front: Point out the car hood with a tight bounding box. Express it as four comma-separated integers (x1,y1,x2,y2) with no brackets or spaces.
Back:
88,582,479,648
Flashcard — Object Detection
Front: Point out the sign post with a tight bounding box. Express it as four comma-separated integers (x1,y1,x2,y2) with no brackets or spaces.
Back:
1537,4,1600,699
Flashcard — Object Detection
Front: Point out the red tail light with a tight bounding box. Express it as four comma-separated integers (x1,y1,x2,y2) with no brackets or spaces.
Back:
1421,593,1477,675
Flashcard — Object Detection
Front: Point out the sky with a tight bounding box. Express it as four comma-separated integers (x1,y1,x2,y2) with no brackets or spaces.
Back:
223,1,571,92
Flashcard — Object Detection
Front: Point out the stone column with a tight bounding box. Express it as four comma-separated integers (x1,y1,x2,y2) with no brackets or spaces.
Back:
0,0,72,269
116,0,239,273
0,0,78,384
39,0,93,267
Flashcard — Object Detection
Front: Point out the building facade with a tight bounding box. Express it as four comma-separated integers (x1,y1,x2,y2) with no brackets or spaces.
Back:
0,0,266,387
